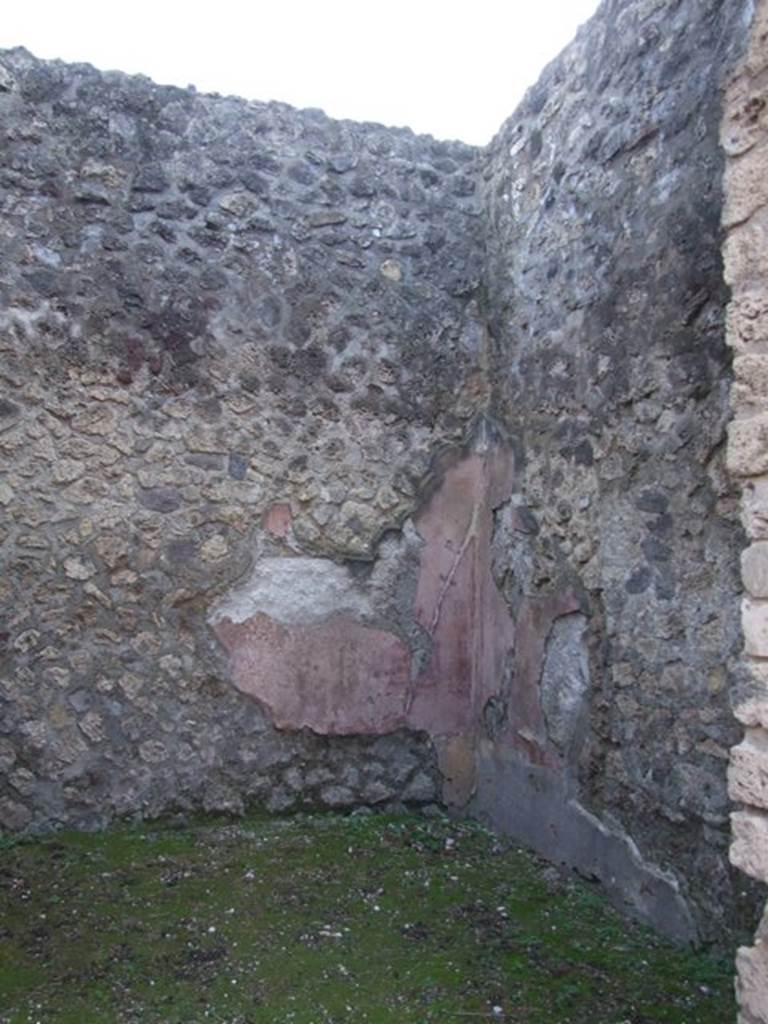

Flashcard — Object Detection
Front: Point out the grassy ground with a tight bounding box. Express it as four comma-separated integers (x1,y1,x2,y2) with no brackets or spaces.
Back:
0,812,734,1024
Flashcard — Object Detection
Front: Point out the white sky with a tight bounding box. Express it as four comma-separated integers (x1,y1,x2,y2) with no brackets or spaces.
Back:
1,1,601,145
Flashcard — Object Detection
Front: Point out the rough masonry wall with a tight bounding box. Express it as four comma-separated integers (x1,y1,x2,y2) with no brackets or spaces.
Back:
722,0,768,1018
478,0,759,945
0,46,486,830
0,0,762,958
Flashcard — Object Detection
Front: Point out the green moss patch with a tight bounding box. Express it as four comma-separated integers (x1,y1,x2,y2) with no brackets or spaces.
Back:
0,813,734,1023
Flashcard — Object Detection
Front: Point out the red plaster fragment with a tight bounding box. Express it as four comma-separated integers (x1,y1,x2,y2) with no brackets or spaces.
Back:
214,612,410,734
263,502,293,540
408,450,516,738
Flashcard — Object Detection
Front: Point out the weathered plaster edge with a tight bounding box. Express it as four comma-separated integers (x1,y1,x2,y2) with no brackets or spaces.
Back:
469,744,697,944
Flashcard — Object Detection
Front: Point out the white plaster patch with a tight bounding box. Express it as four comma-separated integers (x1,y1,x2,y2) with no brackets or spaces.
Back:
209,556,372,627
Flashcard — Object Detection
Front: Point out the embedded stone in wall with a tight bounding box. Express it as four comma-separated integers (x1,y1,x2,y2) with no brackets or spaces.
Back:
728,416,768,478
743,599,768,657
734,661,768,730
728,293,768,355
732,809,768,883
723,139,768,228
743,479,768,540
744,543,768,598
730,730,768,814
539,612,590,760
737,910,768,1024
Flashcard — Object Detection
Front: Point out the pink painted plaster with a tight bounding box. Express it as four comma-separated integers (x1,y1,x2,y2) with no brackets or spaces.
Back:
262,502,293,540
408,449,516,737
214,443,582,804
215,612,410,734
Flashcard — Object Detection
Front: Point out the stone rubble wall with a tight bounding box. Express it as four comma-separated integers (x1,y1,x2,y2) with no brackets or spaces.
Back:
722,0,768,1018
478,0,759,946
0,46,483,830
0,0,763,961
